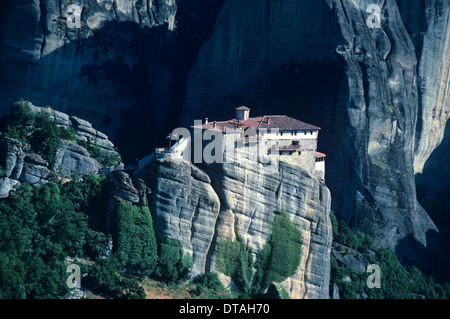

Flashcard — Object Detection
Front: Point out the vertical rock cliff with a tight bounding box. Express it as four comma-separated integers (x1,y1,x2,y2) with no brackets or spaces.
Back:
0,0,226,163
0,102,121,197
137,153,332,299
1,0,449,285
181,0,449,266
398,0,450,174
0,0,171,164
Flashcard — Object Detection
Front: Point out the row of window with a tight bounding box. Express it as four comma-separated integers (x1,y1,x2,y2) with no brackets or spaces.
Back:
278,130,315,136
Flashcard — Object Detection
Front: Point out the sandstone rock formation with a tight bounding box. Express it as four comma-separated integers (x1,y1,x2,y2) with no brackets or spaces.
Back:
180,0,449,266
138,158,222,279
52,139,102,176
1,0,449,287
111,170,151,205
0,0,183,163
0,137,52,189
137,151,332,299
0,103,120,196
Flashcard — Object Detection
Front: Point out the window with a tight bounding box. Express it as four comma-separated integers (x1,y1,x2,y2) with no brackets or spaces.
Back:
292,141,299,146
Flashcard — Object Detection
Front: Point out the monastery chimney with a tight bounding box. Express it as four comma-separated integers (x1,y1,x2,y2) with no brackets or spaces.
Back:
236,106,250,121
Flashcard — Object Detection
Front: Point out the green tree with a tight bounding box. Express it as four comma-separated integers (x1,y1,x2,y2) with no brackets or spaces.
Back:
0,183,69,298
4,99,34,142
112,202,158,276
31,112,62,163
156,236,193,283
87,143,101,159
120,277,147,299
193,272,225,292
216,233,253,294
253,210,303,294
84,256,123,298
3,100,79,163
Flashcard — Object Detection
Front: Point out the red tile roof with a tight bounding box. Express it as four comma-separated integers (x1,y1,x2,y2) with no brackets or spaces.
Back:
194,115,321,131
236,106,251,111
316,152,326,158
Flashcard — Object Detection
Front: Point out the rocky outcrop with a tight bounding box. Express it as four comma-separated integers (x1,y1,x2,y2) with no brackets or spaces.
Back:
0,0,179,163
0,103,120,196
52,139,102,176
400,0,450,174
0,137,51,189
20,153,52,185
139,158,222,278
1,137,25,180
138,151,332,299
180,0,448,266
0,177,20,198
0,138,51,189
111,170,151,205
331,243,370,274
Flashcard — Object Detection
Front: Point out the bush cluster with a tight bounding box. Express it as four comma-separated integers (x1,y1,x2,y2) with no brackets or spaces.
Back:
2,100,77,163
192,272,227,297
112,202,158,276
111,202,193,283
253,210,303,294
330,211,373,253
215,233,253,295
329,211,450,299
0,175,108,298
215,210,303,297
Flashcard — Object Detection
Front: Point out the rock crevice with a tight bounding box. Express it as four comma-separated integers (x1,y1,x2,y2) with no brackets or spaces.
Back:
138,153,332,299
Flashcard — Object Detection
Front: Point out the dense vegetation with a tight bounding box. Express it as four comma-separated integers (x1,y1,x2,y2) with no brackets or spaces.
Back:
0,102,193,299
330,211,450,299
1,99,121,167
216,233,254,295
78,140,122,168
156,236,194,283
0,171,195,299
0,177,107,298
215,210,303,297
253,210,303,294
112,202,158,276
2,99,77,163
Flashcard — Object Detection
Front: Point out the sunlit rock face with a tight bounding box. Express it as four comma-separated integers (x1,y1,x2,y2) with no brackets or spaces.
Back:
0,0,449,271
139,148,332,299
181,0,449,265
0,0,179,162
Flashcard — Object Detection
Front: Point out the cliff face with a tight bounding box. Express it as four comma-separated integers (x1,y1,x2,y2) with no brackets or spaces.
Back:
1,0,449,284
138,154,332,299
0,0,226,162
399,0,450,174
0,0,177,162
0,102,121,197
181,0,449,265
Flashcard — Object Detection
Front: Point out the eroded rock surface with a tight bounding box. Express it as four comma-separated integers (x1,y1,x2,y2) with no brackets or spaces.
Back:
138,152,332,299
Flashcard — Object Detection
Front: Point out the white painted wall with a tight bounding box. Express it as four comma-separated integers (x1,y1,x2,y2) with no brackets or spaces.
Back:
260,130,319,140
315,160,325,179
